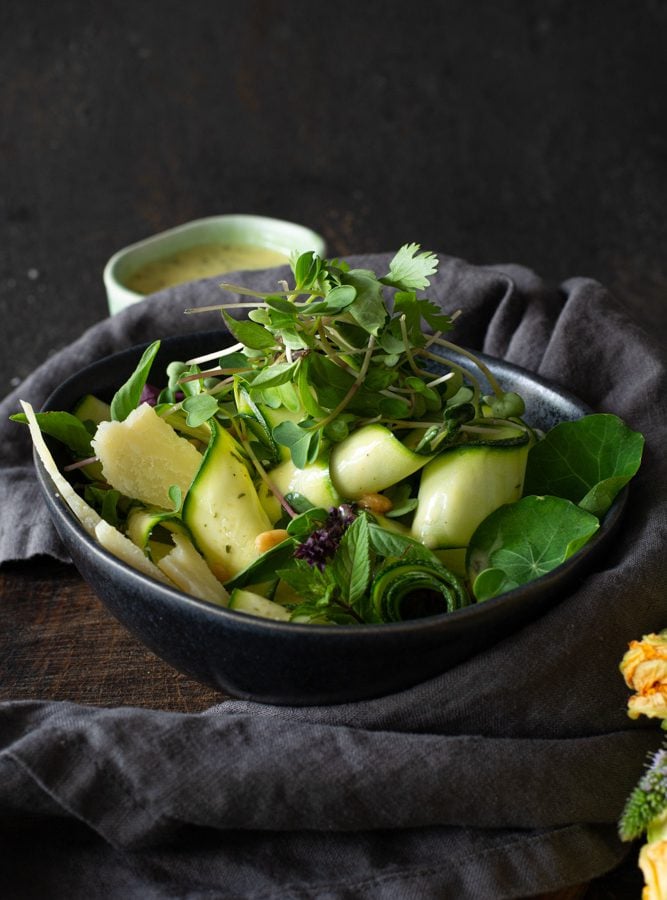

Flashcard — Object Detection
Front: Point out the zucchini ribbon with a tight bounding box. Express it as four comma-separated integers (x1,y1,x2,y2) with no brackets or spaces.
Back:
365,556,469,623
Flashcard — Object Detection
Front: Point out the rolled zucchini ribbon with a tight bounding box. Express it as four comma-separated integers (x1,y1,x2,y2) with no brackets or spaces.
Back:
364,557,469,623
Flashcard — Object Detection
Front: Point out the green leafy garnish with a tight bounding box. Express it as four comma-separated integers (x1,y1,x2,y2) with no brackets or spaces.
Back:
10,410,94,458
183,243,513,471
523,413,644,517
15,240,647,627
382,242,440,290
110,339,161,421
467,495,600,601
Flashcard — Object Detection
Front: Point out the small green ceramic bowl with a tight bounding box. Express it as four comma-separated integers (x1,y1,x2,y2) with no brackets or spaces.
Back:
103,214,327,316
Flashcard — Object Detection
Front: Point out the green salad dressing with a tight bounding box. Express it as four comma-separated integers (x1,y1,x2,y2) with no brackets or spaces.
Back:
125,243,289,294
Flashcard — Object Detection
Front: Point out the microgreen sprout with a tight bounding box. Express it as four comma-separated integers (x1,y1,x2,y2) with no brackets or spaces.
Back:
176,243,528,470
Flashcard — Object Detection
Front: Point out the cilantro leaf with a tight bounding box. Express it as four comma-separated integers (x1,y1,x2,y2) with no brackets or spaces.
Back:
382,243,439,291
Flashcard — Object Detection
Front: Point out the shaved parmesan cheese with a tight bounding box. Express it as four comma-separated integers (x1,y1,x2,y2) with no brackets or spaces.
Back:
92,403,203,508
157,533,230,606
21,400,101,536
94,520,174,585
23,400,174,587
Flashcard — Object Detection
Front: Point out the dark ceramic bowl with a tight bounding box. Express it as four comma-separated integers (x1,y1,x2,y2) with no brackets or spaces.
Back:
35,332,626,705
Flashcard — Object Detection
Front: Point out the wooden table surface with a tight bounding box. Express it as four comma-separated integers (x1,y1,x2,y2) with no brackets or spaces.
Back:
0,556,644,899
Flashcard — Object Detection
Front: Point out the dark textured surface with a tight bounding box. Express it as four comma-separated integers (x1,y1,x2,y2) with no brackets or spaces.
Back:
1,1,665,397
0,5,664,897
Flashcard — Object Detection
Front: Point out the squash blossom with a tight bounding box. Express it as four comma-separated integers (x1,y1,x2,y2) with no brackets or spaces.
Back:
620,632,667,722
639,815,667,900
620,637,667,900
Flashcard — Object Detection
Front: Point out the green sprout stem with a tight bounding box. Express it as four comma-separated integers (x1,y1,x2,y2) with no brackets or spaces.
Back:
308,335,376,432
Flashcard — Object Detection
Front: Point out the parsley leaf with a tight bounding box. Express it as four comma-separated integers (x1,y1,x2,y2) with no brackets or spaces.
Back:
382,243,439,291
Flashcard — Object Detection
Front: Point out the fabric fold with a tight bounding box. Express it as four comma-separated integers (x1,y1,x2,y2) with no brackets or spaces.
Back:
0,700,661,850
0,252,664,898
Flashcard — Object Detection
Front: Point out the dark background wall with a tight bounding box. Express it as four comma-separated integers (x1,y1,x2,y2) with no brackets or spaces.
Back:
2,0,665,398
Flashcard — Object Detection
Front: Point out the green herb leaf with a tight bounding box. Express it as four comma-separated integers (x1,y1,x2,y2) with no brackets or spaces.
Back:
10,410,94,458
224,538,298,590
523,413,645,517
222,311,278,351
293,251,322,290
110,340,161,422
182,394,219,427
332,514,371,607
277,558,336,603
249,360,300,391
302,284,357,316
367,522,437,562
84,485,122,526
167,484,182,512
467,495,600,601
382,243,439,290
286,507,329,539
272,420,321,468
341,270,388,335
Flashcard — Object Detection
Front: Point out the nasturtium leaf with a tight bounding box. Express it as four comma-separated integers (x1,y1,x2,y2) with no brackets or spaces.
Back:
523,413,644,517
467,495,600,602
110,339,161,422
470,568,520,603
182,393,219,427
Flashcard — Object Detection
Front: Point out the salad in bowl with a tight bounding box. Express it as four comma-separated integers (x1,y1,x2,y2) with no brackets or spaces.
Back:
15,244,644,629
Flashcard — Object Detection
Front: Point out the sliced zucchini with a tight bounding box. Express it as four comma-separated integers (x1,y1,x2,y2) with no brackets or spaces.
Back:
228,587,291,621
72,393,111,480
182,419,272,578
329,424,433,499
237,385,308,466
73,393,111,427
126,505,192,559
432,547,467,578
268,456,340,510
410,440,530,549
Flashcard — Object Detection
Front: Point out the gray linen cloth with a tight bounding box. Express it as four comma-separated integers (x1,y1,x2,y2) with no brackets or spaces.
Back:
0,254,665,899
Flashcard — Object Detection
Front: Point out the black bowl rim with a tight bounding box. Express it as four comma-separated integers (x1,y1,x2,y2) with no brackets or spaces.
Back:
35,331,627,639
